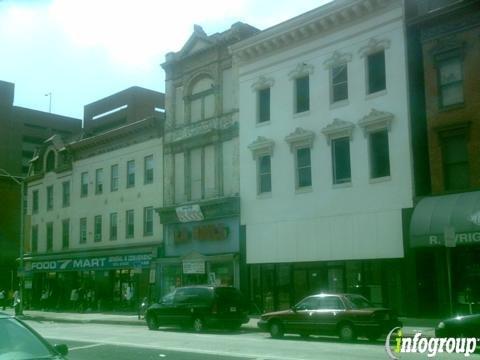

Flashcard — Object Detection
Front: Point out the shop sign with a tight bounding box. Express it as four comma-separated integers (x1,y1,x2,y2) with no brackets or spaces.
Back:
193,224,229,241
183,260,205,274
428,232,480,246
29,253,152,272
176,204,204,223
469,211,480,226
444,227,456,248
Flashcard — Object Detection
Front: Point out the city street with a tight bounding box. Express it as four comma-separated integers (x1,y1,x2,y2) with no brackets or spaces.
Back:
25,320,480,360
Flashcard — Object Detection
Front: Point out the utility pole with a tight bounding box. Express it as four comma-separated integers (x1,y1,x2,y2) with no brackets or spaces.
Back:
0,169,25,315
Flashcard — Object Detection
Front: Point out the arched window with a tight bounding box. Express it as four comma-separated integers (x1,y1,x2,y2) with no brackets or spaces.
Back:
190,77,215,122
46,151,55,172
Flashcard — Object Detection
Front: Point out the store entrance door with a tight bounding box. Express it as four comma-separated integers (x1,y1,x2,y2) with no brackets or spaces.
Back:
183,273,207,285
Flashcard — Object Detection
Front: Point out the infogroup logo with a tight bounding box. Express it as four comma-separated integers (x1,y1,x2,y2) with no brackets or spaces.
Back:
385,327,478,359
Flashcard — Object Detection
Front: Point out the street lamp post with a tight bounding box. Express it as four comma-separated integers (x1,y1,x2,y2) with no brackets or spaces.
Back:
0,169,26,315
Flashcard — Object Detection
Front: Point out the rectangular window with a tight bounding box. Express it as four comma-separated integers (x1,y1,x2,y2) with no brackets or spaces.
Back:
332,137,351,184
94,215,102,242
127,160,135,188
331,63,348,103
367,50,386,94
31,225,38,253
46,222,53,251
46,185,53,211
144,155,154,184
143,207,153,236
439,58,464,107
109,212,118,241
258,88,270,123
258,155,272,194
126,209,134,238
370,130,390,179
62,181,70,207
442,133,469,191
80,217,87,244
81,172,88,197
95,168,104,194
296,147,312,188
111,164,119,192
32,190,39,214
62,219,70,249
295,76,310,113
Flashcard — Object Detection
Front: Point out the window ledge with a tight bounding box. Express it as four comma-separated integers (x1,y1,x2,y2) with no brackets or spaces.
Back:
333,182,352,189
256,120,271,128
330,99,349,110
366,89,387,100
369,176,391,184
293,110,310,119
439,103,465,112
295,186,313,194
256,192,272,199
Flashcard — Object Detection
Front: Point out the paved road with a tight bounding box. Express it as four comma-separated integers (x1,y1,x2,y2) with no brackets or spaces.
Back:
25,320,479,360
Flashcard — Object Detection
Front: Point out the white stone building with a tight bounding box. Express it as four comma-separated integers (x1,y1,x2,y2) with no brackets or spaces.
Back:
24,87,165,310
231,0,413,312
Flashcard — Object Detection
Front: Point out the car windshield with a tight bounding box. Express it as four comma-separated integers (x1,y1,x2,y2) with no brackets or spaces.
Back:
0,318,54,360
343,295,373,309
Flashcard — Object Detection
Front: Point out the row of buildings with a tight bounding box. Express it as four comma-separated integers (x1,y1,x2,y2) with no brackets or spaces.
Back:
4,0,480,317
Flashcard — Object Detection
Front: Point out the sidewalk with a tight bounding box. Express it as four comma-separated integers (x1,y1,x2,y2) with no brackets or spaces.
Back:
1,307,437,337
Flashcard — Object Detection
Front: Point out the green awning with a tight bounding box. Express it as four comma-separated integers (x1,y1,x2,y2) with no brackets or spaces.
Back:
410,191,480,247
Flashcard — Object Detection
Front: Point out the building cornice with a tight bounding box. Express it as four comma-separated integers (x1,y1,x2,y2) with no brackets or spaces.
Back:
230,0,399,63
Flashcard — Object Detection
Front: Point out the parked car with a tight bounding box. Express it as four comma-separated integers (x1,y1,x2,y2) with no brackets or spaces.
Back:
0,312,69,359
435,314,480,338
145,285,249,332
258,293,401,341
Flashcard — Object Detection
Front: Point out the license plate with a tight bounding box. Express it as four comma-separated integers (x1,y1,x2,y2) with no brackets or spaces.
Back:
230,306,236,312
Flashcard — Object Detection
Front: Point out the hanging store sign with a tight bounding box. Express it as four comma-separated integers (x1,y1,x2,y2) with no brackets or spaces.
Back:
28,253,152,272
176,204,204,223
182,260,205,274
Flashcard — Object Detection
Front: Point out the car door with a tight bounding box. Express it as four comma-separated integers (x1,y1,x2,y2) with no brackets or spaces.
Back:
172,288,193,325
283,296,319,333
308,295,346,335
155,291,176,325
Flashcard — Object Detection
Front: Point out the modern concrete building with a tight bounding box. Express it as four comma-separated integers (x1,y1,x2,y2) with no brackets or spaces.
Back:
0,80,81,295
156,23,258,296
406,0,480,317
231,0,414,313
24,87,165,310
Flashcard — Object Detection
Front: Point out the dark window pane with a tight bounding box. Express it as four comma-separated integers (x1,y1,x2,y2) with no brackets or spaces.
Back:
332,64,348,102
368,51,386,94
370,130,390,178
297,148,312,188
296,76,310,113
258,155,271,193
258,88,270,123
443,134,469,191
332,137,351,184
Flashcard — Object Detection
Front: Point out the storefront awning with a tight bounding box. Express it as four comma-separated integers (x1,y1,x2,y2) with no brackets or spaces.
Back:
410,191,480,247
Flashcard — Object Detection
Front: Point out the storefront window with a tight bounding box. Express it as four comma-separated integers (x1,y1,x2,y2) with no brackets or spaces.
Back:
276,264,291,310
261,265,275,313
162,264,182,296
249,265,262,314
364,261,383,305
346,261,363,295
209,262,233,286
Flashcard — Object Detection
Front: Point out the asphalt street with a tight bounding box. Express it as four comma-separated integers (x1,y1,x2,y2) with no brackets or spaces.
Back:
24,320,480,360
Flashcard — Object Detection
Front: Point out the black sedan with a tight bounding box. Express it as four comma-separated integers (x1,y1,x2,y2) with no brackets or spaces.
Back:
0,312,69,359
435,314,480,338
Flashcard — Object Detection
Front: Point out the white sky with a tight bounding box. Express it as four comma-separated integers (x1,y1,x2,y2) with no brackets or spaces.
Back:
0,0,331,119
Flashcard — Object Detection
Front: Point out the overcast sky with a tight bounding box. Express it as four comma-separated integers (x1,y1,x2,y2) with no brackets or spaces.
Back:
0,0,331,120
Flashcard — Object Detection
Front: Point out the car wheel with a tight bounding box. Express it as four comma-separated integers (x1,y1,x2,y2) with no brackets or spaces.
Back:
192,317,204,333
146,314,158,330
338,323,356,342
269,321,284,339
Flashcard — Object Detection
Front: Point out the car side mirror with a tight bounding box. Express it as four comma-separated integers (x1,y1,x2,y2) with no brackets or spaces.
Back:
54,344,68,356
291,306,297,313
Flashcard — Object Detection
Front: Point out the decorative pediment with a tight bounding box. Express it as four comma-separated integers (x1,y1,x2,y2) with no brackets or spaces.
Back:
358,38,391,57
321,119,354,144
248,136,275,159
288,63,314,80
358,109,394,136
44,134,66,151
179,25,214,58
251,76,275,91
285,127,315,151
323,50,353,69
